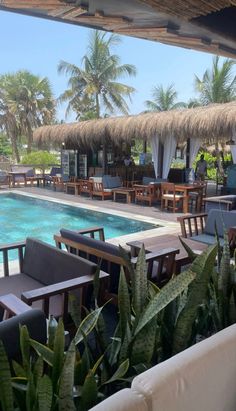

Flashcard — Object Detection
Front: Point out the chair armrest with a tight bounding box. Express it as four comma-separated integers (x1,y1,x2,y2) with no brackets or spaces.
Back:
76,226,105,241
21,271,109,317
177,213,207,238
0,240,26,277
0,293,32,317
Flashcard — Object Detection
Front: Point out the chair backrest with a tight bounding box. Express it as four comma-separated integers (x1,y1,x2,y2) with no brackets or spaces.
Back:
205,209,236,237
161,182,176,194
0,309,47,360
103,175,122,189
22,237,98,285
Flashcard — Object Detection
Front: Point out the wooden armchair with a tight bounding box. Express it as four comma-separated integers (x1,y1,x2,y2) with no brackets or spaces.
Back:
161,182,184,212
0,238,108,321
91,181,113,200
54,227,179,302
79,179,93,197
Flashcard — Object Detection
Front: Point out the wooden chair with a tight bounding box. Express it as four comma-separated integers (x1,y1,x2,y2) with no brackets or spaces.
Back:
79,179,93,197
161,182,184,212
189,181,208,212
91,182,113,200
134,184,158,206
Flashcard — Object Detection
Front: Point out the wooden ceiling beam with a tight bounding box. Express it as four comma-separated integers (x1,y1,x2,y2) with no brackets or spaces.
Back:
49,5,88,18
1,0,64,8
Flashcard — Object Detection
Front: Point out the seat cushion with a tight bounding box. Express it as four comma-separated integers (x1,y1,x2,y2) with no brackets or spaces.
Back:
190,234,224,246
0,273,63,317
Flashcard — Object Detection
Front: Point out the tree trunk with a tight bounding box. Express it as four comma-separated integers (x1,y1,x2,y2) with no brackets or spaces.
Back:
10,134,20,163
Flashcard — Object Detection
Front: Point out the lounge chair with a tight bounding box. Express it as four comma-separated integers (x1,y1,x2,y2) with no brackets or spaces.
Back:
0,237,108,321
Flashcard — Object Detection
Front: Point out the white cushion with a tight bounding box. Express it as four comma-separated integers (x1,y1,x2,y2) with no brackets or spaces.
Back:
132,324,236,411
90,177,102,183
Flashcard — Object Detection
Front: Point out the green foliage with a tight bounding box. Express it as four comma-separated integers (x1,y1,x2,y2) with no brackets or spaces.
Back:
0,133,12,157
58,30,136,119
1,242,236,410
21,151,59,172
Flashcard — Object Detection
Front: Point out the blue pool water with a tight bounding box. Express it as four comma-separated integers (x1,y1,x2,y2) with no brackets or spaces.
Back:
0,193,158,260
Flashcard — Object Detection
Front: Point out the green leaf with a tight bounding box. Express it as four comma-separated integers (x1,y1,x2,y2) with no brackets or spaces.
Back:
20,325,30,374
33,356,44,385
119,323,131,364
80,371,98,411
74,305,105,345
103,358,129,385
30,339,54,366
37,375,53,411
12,360,26,378
26,372,37,411
173,243,218,354
133,246,148,317
58,340,76,411
131,317,157,366
179,236,198,260
48,316,58,350
52,318,65,393
0,341,14,411
135,269,196,336
118,268,131,339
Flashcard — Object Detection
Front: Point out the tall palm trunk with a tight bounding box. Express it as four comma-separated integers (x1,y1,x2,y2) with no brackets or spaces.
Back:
10,132,20,163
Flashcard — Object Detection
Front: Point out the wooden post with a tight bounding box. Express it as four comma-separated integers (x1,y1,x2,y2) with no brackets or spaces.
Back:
186,138,190,168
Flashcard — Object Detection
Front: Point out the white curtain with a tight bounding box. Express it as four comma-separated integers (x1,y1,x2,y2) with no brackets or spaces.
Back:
189,138,201,168
230,145,236,163
230,129,236,163
151,135,159,177
162,135,177,179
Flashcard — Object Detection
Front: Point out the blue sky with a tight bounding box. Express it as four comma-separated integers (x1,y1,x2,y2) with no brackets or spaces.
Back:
0,9,228,121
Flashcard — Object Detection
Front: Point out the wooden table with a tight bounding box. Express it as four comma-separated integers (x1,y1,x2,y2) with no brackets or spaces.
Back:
112,187,135,203
8,171,27,187
65,181,80,195
127,234,208,273
175,183,203,213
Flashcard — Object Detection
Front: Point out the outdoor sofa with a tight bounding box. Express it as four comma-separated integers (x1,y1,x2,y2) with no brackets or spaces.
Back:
90,323,236,411
54,227,179,299
178,209,236,248
90,175,123,200
0,237,108,320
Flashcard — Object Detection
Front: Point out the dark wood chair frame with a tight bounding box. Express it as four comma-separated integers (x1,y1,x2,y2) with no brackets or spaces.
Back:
0,241,109,319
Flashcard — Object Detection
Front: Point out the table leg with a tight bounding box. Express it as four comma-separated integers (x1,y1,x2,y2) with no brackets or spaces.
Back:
113,192,116,202
182,193,189,213
127,193,131,203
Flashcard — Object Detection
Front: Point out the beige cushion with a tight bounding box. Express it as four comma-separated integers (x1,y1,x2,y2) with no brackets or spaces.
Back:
162,194,183,199
89,388,148,411
132,324,236,411
90,177,102,183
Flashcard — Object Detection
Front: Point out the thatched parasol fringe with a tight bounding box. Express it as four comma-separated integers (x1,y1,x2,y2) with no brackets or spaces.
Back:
33,102,236,147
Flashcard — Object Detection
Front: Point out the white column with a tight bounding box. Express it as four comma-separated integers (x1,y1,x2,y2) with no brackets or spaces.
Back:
151,135,159,177
189,138,201,168
162,135,177,179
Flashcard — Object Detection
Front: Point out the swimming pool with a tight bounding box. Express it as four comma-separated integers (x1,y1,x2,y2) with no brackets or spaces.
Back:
0,193,158,259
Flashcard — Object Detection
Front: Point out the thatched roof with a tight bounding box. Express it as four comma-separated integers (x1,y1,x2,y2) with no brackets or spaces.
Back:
34,102,236,148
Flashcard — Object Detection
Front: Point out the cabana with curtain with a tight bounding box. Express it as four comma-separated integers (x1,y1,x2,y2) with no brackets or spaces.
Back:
34,102,236,179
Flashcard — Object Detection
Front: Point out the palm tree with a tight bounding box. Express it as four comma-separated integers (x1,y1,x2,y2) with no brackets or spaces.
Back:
145,84,186,111
58,30,136,119
0,71,55,157
195,56,236,105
